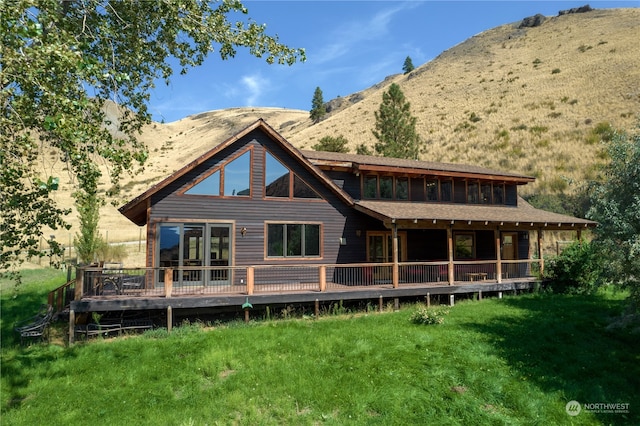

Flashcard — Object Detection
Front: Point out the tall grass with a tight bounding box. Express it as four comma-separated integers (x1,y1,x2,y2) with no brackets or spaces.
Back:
1,269,638,425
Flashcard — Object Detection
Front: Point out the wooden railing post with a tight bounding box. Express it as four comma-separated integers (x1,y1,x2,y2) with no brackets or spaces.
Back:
164,268,173,297
246,267,254,295
319,265,326,292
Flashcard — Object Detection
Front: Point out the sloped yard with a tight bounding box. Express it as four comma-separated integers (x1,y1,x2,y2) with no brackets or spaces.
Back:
1,269,638,425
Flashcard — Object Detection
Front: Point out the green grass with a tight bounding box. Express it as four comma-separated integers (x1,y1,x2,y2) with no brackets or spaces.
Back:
1,270,639,425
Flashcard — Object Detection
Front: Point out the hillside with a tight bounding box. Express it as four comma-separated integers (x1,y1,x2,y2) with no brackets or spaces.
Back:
38,7,640,251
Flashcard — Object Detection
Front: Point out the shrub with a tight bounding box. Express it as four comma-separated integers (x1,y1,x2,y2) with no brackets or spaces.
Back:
544,240,602,294
410,306,450,325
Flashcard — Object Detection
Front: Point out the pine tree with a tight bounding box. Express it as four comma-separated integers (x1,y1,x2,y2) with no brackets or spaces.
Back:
372,83,423,159
403,56,415,74
313,135,349,153
310,87,326,123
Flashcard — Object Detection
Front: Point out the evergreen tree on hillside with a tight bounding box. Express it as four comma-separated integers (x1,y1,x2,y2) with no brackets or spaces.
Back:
403,56,415,74
310,87,326,123
372,83,423,159
313,135,349,153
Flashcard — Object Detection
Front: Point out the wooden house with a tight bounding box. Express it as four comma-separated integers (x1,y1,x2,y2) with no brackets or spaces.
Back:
63,119,596,336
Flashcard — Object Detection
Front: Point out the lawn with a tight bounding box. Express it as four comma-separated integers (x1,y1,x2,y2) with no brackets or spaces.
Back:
1,269,638,425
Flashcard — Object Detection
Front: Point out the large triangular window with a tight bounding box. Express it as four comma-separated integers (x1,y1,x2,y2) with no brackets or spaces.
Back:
185,170,220,196
184,150,251,197
265,152,321,199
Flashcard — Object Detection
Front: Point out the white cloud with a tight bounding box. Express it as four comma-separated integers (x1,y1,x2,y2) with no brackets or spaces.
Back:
241,74,268,106
314,3,416,65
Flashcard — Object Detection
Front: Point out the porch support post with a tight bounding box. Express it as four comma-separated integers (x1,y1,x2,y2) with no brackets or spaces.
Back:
247,267,254,295
495,229,502,283
69,309,75,345
537,228,544,276
75,267,84,300
392,222,399,288
447,226,454,285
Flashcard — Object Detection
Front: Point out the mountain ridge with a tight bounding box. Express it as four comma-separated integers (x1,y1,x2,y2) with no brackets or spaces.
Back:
38,7,640,247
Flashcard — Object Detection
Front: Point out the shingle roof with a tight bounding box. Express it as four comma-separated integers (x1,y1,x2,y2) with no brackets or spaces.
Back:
355,197,596,228
301,150,534,181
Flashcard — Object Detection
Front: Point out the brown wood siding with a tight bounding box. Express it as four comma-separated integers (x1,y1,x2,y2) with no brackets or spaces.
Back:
322,170,360,199
148,132,367,266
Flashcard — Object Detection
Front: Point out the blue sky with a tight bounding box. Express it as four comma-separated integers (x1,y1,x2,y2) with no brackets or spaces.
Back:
149,1,638,123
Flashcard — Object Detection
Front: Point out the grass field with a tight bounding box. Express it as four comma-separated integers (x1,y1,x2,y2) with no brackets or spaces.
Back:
1,269,638,425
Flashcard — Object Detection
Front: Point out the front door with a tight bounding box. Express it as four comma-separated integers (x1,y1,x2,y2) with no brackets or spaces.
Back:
501,232,518,278
367,231,406,283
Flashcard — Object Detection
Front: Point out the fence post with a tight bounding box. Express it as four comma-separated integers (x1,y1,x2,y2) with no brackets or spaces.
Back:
319,265,326,292
246,267,254,295
164,268,173,297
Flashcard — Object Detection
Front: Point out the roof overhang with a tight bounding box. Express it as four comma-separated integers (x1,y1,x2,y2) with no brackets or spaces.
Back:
354,198,597,230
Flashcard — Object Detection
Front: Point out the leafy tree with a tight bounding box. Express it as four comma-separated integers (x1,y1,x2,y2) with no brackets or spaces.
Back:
310,86,326,123
312,135,349,153
1,0,305,279
73,191,104,265
403,56,415,74
544,240,602,294
587,124,640,310
372,83,423,159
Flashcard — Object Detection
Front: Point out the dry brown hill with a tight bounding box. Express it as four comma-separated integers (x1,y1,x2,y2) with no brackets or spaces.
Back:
40,7,640,255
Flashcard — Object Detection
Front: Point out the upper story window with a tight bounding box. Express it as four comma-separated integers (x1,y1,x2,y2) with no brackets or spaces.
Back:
361,174,514,206
265,151,321,199
185,170,220,196
363,175,409,200
224,151,251,196
184,150,251,197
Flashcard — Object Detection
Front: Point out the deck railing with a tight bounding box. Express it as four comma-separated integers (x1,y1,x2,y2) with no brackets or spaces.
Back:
77,259,542,299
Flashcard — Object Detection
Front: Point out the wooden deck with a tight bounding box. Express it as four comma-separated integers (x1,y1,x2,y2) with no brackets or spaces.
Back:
70,278,540,313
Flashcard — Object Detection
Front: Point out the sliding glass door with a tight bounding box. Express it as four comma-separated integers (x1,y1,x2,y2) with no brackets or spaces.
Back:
209,225,230,285
158,223,232,286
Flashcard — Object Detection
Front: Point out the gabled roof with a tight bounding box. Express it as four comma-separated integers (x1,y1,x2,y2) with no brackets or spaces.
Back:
120,119,595,230
119,119,353,226
355,197,597,229
302,150,535,183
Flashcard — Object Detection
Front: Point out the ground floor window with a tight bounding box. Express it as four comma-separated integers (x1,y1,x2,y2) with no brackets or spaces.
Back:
454,233,475,259
266,223,321,258
366,231,407,262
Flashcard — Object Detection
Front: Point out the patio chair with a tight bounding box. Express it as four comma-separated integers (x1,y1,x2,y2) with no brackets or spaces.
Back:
14,304,54,345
